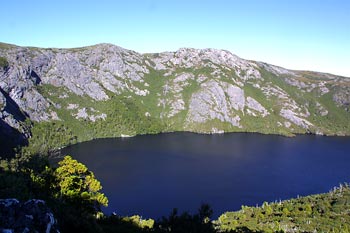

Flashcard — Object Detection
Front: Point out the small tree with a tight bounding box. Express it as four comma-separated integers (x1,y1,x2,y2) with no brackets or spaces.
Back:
54,155,108,212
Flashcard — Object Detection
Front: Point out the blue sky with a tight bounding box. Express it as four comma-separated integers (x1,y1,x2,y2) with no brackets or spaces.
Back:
1,0,349,76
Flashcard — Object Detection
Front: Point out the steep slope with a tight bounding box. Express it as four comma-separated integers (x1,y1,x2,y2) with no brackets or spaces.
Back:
0,42,349,155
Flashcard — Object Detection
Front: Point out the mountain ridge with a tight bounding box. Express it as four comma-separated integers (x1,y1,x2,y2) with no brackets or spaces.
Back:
1,42,349,156
1,41,349,78
1,41,348,77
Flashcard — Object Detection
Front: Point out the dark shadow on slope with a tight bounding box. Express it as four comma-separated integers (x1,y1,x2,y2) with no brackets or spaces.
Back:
0,87,29,122
0,119,28,158
30,70,41,85
0,87,29,158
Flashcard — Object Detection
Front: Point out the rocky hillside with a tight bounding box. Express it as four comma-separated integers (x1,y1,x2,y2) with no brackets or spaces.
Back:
0,42,349,155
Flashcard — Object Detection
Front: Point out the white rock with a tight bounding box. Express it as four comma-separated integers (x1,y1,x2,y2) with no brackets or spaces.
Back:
284,121,291,128
67,103,79,110
223,82,245,111
186,80,242,127
280,109,312,129
211,128,224,134
246,96,269,117
75,108,88,119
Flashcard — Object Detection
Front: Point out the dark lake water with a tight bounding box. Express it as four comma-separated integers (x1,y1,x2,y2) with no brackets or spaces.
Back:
60,132,350,219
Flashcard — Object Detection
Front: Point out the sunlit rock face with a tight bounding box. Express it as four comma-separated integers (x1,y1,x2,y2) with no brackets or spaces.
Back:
1,42,350,143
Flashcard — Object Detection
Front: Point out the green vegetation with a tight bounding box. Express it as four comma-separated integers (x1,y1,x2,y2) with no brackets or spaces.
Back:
55,156,108,210
24,121,77,155
0,42,14,49
0,56,9,68
0,154,108,232
216,184,350,232
21,84,166,155
122,215,155,229
239,68,350,136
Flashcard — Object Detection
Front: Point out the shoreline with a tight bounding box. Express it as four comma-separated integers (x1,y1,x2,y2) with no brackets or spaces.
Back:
52,129,350,159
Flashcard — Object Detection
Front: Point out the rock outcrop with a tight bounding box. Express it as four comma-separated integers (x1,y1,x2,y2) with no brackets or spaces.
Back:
0,199,59,233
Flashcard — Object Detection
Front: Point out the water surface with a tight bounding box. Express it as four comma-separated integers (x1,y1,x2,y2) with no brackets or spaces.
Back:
61,133,350,218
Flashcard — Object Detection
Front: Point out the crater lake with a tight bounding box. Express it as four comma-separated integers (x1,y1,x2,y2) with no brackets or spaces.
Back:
60,133,350,218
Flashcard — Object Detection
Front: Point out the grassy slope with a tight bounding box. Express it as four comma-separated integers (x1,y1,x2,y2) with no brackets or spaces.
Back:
25,83,165,155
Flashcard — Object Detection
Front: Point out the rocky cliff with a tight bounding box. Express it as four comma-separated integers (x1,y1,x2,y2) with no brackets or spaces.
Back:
0,42,349,155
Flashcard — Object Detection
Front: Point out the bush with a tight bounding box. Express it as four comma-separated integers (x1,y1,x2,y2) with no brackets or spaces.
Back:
0,57,9,68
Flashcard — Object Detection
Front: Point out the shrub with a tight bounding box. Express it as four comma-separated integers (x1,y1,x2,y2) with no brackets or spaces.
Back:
0,57,9,68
